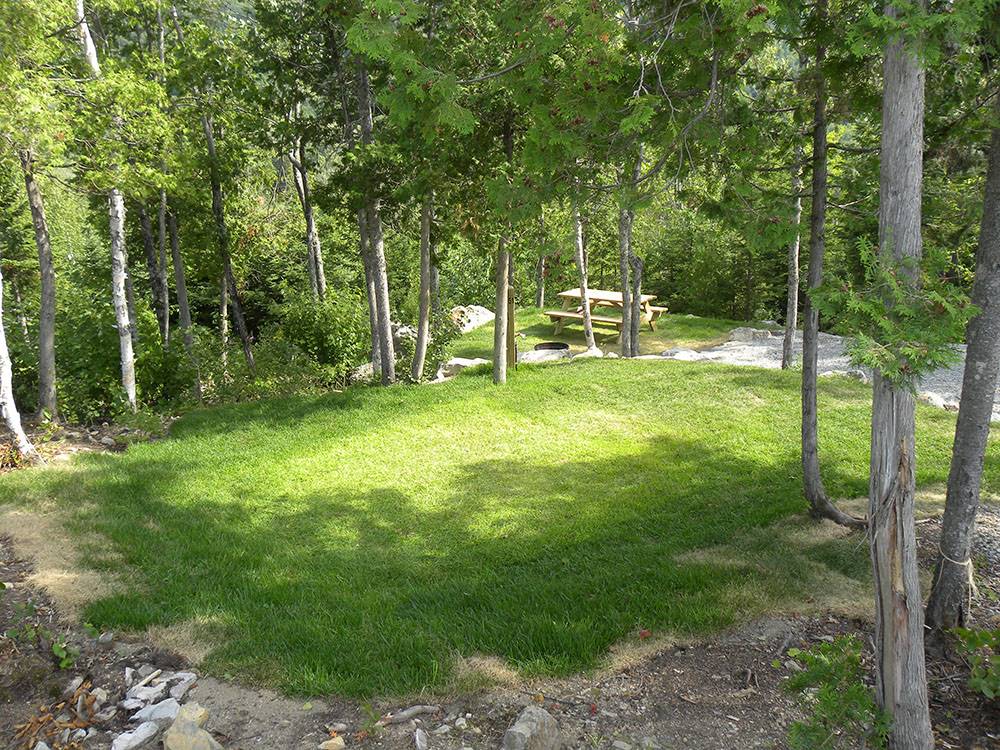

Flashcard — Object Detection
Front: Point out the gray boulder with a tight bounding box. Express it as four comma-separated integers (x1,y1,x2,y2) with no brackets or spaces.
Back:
435,357,491,380
502,706,560,750
451,305,495,333
518,349,570,364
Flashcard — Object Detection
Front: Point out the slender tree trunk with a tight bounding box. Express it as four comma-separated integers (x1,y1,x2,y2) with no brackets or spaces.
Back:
167,210,201,400
357,62,395,384
412,193,434,381
493,236,510,384
201,115,254,374
0,264,39,462
76,0,136,409
619,204,634,357
430,254,441,316
124,260,138,346
299,139,326,300
628,254,643,358
782,152,803,369
11,279,29,343
357,208,381,375
157,189,170,346
573,198,596,350
219,272,229,378
535,214,547,308
138,204,170,344
870,9,934,747
926,110,1000,631
18,150,57,419
507,249,516,368
110,191,137,410
800,1,864,527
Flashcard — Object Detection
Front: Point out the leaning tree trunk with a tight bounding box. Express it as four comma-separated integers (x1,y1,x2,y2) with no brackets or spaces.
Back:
76,0,136,410
412,193,434,381
782,150,803,369
201,115,255,375
291,137,326,301
167,210,201,400
493,236,510,384
0,263,39,462
925,110,1000,631
138,204,170,345
573,199,596,350
801,0,864,528
18,150,58,419
869,8,934,747
628,253,643,358
357,62,395,384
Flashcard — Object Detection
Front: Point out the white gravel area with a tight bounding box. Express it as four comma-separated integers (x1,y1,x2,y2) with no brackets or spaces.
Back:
661,327,999,420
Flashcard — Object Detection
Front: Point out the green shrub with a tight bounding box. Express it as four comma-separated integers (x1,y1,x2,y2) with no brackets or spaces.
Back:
783,635,890,749
955,627,1000,700
276,291,369,385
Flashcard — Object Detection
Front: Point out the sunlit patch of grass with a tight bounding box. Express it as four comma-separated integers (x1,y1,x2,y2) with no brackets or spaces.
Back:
0,356,994,698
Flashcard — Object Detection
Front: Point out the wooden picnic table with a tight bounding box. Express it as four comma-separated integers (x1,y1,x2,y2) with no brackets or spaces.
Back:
545,288,667,338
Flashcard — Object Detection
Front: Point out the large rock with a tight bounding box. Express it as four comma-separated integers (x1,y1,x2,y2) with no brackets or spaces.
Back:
502,706,560,750
393,322,418,349
435,357,490,380
111,722,160,750
451,305,495,333
163,703,221,750
728,327,775,343
661,348,702,361
572,346,604,360
518,349,570,364
131,698,180,724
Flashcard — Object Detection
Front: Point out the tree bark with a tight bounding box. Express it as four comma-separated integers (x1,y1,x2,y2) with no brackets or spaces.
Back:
925,109,1000,631
11,278,29,344
138,204,170,345
18,150,58,419
412,193,434,381
290,136,326,301
800,0,865,528
870,7,934,746
157,189,170,346
219,271,229,378
110,190,137,410
628,253,643,358
619,203,635,358
535,214,546,309
357,62,395,384
357,208,381,375
493,236,510,384
573,198,596,350
0,263,39,462
201,114,255,375
167,210,201,400
782,151,803,369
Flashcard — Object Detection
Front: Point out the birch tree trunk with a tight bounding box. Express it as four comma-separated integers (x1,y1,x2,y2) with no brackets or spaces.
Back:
290,136,326,301
357,62,395,384
628,254,643,358
139,204,170,345
782,152,803,369
535,214,546,309
18,150,58,419
412,193,434,381
493,236,510,384
168,210,201,400
357,208,382,375
800,0,864,527
76,0,137,410
201,114,255,374
925,110,1000,631
870,8,933,746
157,189,170,346
0,264,39,462
219,272,229,378
618,204,634,358
573,199,596,350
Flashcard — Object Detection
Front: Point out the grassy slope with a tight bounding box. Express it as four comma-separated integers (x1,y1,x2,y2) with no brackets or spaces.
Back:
3,352,994,698
448,308,755,359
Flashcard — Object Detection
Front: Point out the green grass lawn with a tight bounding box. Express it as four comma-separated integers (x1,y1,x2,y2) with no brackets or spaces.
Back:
447,308,758,359
2,353,995,698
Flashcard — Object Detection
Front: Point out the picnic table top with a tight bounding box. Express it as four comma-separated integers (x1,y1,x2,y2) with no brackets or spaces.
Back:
557,288,656,304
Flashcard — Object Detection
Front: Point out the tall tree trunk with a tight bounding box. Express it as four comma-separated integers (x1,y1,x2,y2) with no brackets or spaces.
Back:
76,0,136,410
18,150,57,420
357,208,381,375
298,138,326,300
0,263,39,462
124,259,138,346
357,62,395,384
219,271,229,378
573,199,596,350
168,209,201,400
870,7,934,747
11,278,29,344
412,192,434,381
493,236,510,384
619,203,635,358
157,189,170,346
110,191,137,410
782,151,803,369
201,114,255,374
430,257,441,316
801,0,864,527
628,254,643,358
925,109,1000,631
535,214,547,308
138,204,170,344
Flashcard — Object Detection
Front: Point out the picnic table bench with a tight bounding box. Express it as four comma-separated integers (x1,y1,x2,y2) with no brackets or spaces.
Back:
544,288,667,339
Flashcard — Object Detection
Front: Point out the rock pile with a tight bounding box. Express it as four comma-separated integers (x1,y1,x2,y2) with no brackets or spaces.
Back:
107,666,216,750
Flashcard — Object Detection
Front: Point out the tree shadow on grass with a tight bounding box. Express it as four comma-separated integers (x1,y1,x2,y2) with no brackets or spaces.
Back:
52,430,873,697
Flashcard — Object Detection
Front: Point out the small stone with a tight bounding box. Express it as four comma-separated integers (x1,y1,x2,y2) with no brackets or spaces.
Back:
414,728,429,750
125,667,136,687
131,698,181,724
319,738,346,750
612,741,632,750
94,706,118,722
454,717,468,729
502,706,560,750
326,723,349,734
72,729,87,741
34,742,52,750
100,436,116,447
64,675,85,697
163,719,222,750
98,631,115,648
92,687,109,706
175,702,209,728
111,721,160,750
127,683,167,703
137,664,155,678
169,673,197,701
432,725,451,735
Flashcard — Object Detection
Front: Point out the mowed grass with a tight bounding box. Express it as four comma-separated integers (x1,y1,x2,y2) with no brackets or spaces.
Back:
3,357,996,697
448,308,754,359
